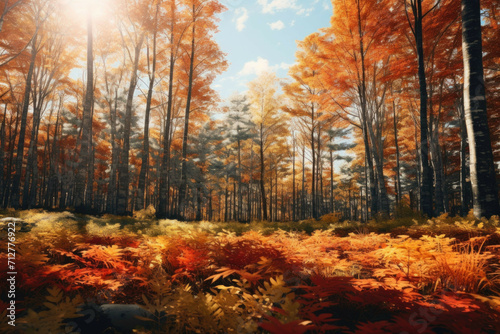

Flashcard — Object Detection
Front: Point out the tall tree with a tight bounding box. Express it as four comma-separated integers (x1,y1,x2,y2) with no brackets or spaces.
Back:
136,1,160,211
461,0,499,218
177,0,226,218
283,34,324,218
224,93,254,221
115,0,146,215
248,72,286,221
404,0,442,217
9,0,50,207
74,2,94,212
158,0,189,218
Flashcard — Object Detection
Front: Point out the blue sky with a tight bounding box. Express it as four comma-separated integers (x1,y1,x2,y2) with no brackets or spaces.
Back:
213,0,333,100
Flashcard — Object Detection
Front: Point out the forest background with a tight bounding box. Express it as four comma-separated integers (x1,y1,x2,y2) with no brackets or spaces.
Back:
0,0,499,222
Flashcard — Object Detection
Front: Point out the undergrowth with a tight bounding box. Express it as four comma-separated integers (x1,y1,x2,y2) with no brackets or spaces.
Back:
0,210,499,333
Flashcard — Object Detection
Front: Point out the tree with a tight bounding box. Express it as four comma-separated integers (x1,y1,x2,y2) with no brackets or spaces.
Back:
115,0,146,215
74,1,94,212
318,0,395,216
0,0,24,32
461,0,499,218
224,93,254,221
283,34,324,218
23,14,73,209
136,1,160,211
177,0,226,218
9,0,51,207
404,0,443,217
157,0,188,218
0,0,36,67
248,72,287,221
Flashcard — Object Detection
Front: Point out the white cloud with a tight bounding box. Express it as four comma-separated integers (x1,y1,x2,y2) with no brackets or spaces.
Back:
238,58,293,76
296,7,314,16
278,62,293,70
239,57,273,76
233,7,249,32
257,0,305,14
290,20,295,27
269,20,285,30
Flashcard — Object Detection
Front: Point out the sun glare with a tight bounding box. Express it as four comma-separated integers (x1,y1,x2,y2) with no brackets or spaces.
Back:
62,0,110,23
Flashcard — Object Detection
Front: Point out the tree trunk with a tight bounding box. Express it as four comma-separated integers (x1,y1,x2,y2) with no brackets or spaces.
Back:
430,134,445,214
45,99,62,208
237,138,242,221
10,32,37,208
393,101,401,207
136,5,158,211
292,136,296,221
158,41,175,218
311,106,316,219
116,33,144,215
458,100,471,215
74,12,94,212
301,145,305,219
22,103,42,209
2,103,18,207
269,162,273,221
330,150,334,213
413,0,434,217
178,17,196,219
260,124,267,220
461,0,499,218
106,89,119,213
275,167,278,221
0,105,6,205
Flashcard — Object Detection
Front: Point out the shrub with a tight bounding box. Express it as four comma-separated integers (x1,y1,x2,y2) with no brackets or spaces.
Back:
320,212,342,224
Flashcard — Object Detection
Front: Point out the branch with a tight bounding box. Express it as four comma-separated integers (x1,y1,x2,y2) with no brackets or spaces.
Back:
422,0,442,18
404,0,416,38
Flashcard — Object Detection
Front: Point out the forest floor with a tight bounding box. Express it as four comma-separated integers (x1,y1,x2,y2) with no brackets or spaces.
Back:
1,209,500,333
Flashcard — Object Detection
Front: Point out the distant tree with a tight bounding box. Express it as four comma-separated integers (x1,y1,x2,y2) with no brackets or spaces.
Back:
248,72,287,221
283,34,323,218
177,0,227,219
224,93,254,221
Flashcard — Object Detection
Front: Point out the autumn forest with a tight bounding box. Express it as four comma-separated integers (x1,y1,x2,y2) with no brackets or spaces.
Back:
0,0,499,221
0,0,500,334
1,0,500,332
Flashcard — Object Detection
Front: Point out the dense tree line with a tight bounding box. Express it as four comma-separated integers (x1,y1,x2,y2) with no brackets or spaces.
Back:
0,0,499,221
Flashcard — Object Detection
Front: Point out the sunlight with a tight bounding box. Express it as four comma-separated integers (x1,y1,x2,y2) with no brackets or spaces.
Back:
61,0,110,23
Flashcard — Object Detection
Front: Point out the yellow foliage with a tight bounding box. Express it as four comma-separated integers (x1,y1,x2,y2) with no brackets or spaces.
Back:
18,287,83,333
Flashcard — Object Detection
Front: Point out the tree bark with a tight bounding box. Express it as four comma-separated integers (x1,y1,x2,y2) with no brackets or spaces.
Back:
260,124,268,220
106,89,119,214
457,99,471,215
116,33,144,215
393,100,402,207
311,106,316,219
356,0,377,217
461,0,499,218
74,12,94,212
136,6,158,211
292,136,296,221
0,105,6,205
178,16,196,219
10,32,37,208
413,0,434,217
45,98,62,208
